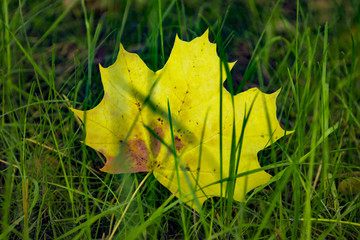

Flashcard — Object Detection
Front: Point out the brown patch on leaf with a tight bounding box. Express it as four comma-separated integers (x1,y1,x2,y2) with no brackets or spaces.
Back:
174,136,184,152
150,126,164,159
126,139,149,170
100,139,149,174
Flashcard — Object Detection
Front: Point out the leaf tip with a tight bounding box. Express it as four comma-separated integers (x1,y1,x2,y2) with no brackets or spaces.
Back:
70,108,83,121
203,28,210,38
273,88,281,96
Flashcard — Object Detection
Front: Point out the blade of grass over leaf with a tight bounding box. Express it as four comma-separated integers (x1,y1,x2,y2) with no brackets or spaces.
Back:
167,99,188,237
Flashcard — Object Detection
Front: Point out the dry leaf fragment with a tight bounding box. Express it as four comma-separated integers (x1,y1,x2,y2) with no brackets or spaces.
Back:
339,177,360,195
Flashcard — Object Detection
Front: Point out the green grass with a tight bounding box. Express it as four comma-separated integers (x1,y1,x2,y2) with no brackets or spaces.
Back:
1,0,360,239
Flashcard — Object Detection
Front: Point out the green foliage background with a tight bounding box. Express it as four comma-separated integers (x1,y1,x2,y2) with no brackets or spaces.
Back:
1,0,359,239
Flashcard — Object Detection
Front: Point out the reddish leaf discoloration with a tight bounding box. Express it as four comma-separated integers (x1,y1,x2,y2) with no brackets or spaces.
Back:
99,139,149,173
126,139,149,170
150,126,164,158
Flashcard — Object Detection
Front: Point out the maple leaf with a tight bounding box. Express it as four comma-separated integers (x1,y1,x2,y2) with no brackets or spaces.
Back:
71,29,292,211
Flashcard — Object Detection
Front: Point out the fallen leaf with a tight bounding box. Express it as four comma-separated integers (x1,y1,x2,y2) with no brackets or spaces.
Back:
71,29,292,211
339,177,360,195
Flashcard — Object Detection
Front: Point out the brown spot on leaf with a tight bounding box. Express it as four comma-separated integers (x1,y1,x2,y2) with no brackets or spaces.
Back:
174,135,184,152
157,118,164,125
135,102,141,111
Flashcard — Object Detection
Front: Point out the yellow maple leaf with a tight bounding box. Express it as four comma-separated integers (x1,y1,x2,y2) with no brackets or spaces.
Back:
71,29,291,211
